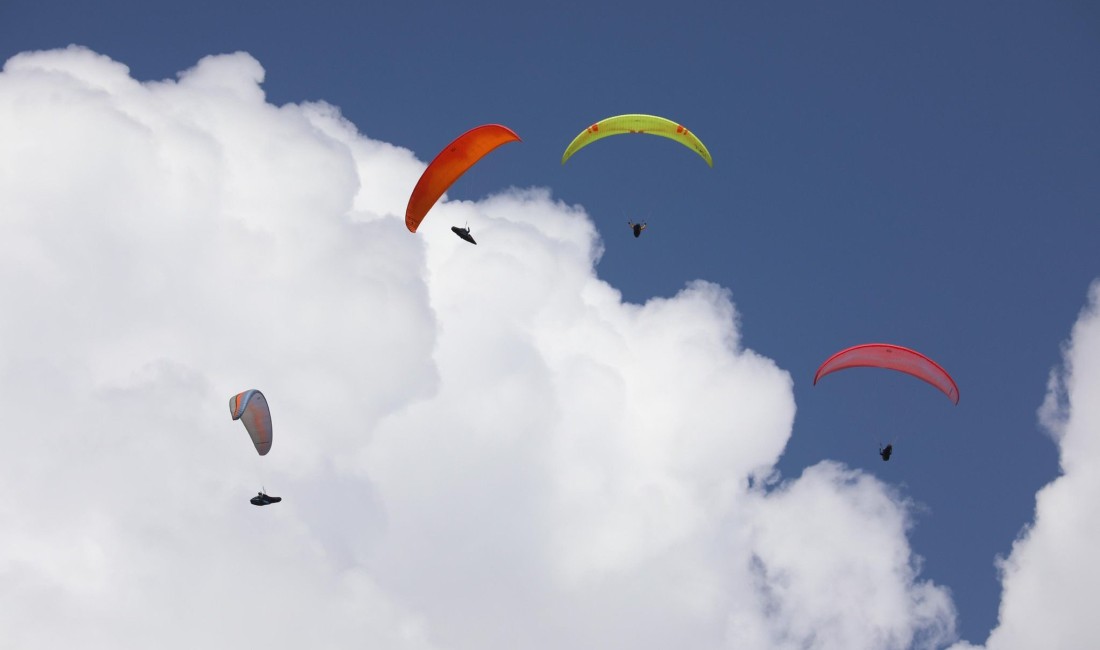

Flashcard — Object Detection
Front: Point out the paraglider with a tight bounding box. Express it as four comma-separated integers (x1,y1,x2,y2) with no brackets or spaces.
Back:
251,492,282,506
628,221,647,238
451,225,477,245
405,124,522,234
814,343,958,461
561,114,713,167
230,389,281,506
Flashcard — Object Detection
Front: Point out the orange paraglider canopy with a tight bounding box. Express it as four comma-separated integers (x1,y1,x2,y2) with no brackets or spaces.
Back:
813,343,960,404
405,124,521,233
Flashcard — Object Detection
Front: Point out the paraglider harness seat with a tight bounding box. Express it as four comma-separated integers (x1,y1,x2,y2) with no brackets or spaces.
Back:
628,221,647,238
451,225,477,245
879,444,893,462
251,492,282,506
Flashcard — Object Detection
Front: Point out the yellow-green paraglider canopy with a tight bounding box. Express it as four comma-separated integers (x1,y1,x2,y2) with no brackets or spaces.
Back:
561,114,713,167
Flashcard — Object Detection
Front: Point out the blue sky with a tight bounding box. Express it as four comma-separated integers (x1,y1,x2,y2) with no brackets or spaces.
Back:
1,1,1098,646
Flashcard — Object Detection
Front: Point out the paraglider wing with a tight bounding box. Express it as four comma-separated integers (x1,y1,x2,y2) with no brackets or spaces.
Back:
229,390,273,455
561,114,713,167
813,343,959,404
405,124,522,233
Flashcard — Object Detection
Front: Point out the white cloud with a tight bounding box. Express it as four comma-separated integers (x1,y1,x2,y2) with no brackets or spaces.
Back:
739,463,956,649
952,281,1100,650
0,46,955,649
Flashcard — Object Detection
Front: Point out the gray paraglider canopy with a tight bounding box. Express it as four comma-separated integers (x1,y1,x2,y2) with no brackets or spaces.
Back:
230,389,272,455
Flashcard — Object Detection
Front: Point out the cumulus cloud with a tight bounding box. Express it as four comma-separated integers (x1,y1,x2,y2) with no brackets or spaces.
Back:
952,282,1100,650
0,46,955,649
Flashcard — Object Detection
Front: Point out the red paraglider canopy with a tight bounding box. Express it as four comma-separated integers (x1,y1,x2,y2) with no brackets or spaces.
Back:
405,124,522,233
813,343,959,405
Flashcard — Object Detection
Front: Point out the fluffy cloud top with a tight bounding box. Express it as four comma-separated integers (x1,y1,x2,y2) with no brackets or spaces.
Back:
0,47,956,649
